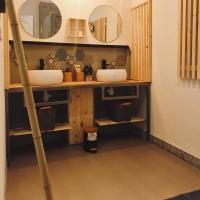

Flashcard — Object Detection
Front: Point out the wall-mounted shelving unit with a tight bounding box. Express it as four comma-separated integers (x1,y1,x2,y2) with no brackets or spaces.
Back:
67,18,87,38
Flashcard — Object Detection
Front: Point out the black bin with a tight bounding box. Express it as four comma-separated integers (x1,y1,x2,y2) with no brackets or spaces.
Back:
83,127,98,153
106,101,132,122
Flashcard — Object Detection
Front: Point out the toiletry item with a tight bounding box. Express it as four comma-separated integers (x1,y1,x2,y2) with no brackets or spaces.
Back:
86,75,93,81
64,72,73,82
39,59,45,70
74,64,81,72
76,72,84,82
83,65,93,81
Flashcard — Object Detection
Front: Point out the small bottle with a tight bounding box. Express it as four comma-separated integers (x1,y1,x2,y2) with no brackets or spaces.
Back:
83,65,93,81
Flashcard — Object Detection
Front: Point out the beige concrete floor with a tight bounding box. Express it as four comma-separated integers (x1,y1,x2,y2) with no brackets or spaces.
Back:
6,138,200,200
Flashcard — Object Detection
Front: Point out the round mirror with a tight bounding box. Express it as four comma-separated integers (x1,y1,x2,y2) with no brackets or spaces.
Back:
89,5,122,43
19,0,62,39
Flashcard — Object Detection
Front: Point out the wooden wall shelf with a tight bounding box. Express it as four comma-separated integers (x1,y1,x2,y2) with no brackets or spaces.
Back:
67,18,87,38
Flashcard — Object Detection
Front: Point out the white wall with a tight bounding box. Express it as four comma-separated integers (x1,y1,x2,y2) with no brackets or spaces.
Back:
132,0,200,159
12,0,132,46
0,14,6,200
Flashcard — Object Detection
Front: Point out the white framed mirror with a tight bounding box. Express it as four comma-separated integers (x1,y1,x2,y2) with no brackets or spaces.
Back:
89,5,122,43
19,0,62,39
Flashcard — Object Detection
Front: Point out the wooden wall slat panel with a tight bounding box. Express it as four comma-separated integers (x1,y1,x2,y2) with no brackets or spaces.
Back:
179,0,200,80
131,1,152,82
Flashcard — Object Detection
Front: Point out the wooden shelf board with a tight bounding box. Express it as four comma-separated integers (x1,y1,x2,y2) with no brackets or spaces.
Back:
9,123,71,136
95,117,145,126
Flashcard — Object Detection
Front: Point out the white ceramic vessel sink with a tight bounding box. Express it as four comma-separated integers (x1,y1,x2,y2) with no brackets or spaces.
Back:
28,70,63,86
96,69,127,82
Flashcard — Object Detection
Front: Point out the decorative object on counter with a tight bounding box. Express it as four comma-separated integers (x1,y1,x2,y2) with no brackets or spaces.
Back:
19,0,62,39
75,49,85,61
55,49,68,61
83,55,94,66
83,65,93,81
63,68,72,82
46,54,58,69
83,126,98,153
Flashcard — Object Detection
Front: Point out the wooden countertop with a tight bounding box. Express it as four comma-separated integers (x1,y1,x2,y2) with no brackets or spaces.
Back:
7,80,151,91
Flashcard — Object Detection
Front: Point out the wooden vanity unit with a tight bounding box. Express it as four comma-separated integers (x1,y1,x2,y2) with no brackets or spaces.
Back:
5,80,150,155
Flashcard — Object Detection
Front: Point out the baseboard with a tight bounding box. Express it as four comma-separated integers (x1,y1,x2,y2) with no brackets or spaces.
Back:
151,135,200,169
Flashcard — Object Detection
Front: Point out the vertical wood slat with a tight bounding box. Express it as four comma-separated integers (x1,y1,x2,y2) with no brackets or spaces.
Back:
131,0,152,82
179,0,200,80
192,0,198,79
186,0,192,79
197,0,200,79
178,0,183,77
181,0,187,78
139,6,142,80
142,5,146,81
148,0,152,81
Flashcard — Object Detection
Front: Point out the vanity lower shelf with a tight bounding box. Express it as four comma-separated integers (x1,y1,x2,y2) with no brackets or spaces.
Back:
9,123,71,137
95,117,145,127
